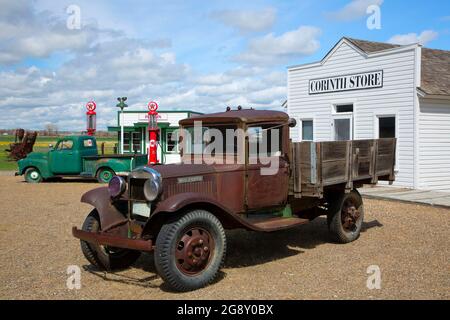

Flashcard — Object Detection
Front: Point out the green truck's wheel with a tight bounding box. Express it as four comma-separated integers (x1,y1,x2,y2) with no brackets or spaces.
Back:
24,167,43,183
97,168,115,183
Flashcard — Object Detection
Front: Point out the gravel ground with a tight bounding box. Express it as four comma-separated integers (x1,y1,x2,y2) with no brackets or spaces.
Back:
0,175,449,300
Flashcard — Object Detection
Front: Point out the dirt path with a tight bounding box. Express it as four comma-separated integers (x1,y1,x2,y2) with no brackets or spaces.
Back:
0,176,448,299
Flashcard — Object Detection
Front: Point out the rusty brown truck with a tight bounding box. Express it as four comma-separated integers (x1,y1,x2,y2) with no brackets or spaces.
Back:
73,108,396,291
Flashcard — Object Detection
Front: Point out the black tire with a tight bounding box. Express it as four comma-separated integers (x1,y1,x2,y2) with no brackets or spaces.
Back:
97,168,115,183
327,190,364,244
154,210,226,292
24,167,43,183
80,209,141,270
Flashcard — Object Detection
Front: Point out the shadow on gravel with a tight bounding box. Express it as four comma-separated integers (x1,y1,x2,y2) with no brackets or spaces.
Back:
82,217,383,292
224,217,383,268
83,264,160,289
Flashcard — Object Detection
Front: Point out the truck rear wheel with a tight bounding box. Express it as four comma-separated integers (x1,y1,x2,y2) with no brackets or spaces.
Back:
97,168,115,183
154,210,226,292
327,190,364,243
80,209,141,270
24,167,42,183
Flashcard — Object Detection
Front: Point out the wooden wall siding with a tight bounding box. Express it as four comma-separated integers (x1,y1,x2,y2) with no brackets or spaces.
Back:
291,138,396,198
288,42,416,188
418,99,450,192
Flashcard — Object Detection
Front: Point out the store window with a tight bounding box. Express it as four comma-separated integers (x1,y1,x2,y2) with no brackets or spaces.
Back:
378,116,396,138
123,131,142,153
335,104,354,113
166,131,178,153
377,115,397,170
301,120,313,141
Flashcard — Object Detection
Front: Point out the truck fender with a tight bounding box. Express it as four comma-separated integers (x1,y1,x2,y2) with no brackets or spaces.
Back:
94,160,128,176
81,187,127,230
142,193,253,237
19,159,51,178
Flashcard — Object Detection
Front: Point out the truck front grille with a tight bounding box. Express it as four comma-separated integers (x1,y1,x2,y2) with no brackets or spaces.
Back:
129,178,146,201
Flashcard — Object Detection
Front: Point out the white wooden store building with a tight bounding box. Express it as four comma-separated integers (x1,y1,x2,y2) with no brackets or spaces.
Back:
287,37,450,192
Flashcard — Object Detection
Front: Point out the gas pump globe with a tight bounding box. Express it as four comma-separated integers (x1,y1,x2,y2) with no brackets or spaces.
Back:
86,101,97,136
147,101,159,165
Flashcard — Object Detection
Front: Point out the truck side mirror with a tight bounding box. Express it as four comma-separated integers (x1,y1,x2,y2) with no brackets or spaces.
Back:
288,118,297,128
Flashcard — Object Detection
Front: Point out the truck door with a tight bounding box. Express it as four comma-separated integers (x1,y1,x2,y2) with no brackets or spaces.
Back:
245,124,289,210
49,138,80,174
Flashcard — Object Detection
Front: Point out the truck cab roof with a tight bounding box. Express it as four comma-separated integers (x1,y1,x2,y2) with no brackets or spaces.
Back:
179,109,289,126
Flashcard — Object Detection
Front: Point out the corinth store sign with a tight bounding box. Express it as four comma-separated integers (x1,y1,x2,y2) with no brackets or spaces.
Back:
309,70,383,94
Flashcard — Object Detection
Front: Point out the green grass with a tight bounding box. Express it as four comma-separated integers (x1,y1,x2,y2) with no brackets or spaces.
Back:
0,135,118,171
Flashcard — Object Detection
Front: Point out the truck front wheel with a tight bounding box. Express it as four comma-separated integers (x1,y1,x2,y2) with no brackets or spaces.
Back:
80,210,141,270
327,190,364,243
24,167,42,183
97,168,115,183
154,210,226,292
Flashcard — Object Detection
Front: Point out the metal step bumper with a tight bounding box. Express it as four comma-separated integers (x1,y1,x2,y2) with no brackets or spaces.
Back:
72,227,153,252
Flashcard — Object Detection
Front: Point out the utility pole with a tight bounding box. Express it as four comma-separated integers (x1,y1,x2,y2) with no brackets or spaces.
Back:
116,97,128,154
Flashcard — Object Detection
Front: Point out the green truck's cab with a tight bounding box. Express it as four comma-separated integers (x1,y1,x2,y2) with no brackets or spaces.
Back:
17,135,148,183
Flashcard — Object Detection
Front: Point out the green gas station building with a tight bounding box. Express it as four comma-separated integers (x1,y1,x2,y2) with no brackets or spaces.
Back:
107,110,202,164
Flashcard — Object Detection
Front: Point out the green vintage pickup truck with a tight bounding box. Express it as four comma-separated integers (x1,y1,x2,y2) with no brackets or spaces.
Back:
16,135,148,183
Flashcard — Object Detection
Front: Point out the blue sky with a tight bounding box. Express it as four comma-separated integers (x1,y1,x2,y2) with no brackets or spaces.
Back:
0,0,449,130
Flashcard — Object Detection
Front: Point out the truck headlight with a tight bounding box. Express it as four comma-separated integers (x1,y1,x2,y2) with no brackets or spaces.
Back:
108,176,126,198
143,168,163,201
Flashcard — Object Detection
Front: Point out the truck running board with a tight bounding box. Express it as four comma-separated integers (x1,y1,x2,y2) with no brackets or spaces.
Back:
244,216,309,232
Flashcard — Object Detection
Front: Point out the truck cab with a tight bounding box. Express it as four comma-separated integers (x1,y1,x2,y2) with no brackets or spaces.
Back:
49,136,98,174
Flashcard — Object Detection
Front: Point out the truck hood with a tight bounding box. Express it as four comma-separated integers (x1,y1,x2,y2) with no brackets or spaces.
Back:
133,163,243,180
23,152,47,160
152,163,215,179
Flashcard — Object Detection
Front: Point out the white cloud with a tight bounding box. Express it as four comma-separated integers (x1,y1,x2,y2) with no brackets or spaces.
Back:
326,0,383,21
388,30,439,46
235,26,321,65
211,8,276,33
0,1,104,64
0,1,289,130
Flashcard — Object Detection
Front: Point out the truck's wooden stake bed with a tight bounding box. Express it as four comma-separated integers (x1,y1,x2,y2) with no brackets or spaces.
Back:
291,139,396,198
72,109,396,292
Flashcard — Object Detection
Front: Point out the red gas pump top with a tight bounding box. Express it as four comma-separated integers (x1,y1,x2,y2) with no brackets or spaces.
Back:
86,101,97,136
147,101,159,164
86,101,96,114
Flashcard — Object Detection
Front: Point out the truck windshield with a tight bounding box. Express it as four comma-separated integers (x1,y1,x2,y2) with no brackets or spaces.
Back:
182,125,239,155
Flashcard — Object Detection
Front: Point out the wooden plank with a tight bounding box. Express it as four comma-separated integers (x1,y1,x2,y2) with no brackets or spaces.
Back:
345,140,353,191
352,147,359,180
370,140,378,184
294,142,302,196
288,141,295,195
316,142,323,197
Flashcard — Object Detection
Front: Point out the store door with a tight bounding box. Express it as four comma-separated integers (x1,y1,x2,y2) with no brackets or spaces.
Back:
333,115,353,141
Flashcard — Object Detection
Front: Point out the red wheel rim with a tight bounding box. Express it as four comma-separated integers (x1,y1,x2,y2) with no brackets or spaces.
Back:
175,227,214,275
341,199,361,232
